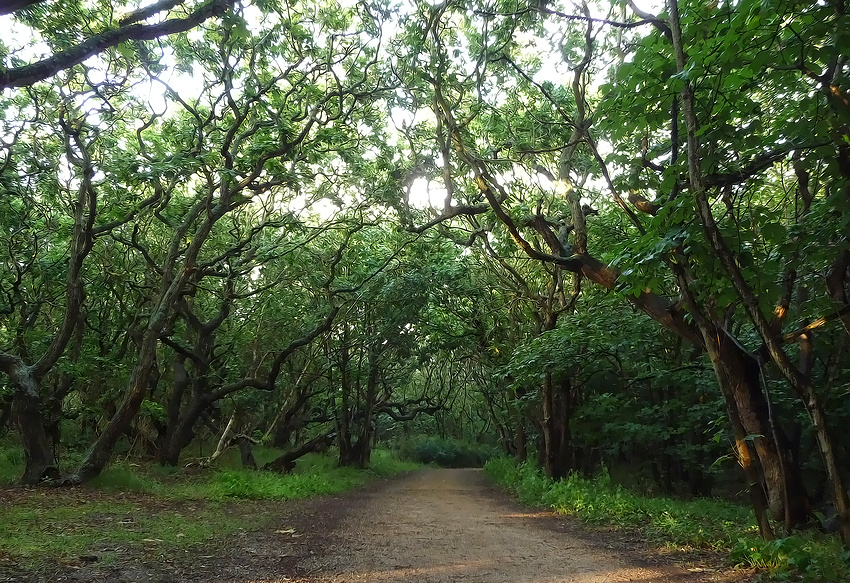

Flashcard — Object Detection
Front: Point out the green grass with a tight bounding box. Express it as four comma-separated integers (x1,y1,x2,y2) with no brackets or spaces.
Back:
0,499,242,564
0,442,420,498
88,465,163,493
0,445,24,486
0,444,420,570
484,457,850,582
169,449,420,501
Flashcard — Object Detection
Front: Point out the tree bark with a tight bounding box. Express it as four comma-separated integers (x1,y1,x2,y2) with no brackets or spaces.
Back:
159,395,207,466
207,411,236,465
702,332,775,539
515,416,528,464
712,332,809,525
336,329,353,466
237,437,256,469
357,345,380,468
265,432,334,473
11,377,58,484
797,372,850,544
542,372,573,480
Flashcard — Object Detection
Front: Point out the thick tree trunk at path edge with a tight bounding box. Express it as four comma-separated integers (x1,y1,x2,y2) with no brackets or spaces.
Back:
665,0,814,533
575,251,808,526
542,372,572,480
568,253,807,523
13,388,59,484
714,360,775,539
707,330,809,527
159,402,205,466
515,419,528,464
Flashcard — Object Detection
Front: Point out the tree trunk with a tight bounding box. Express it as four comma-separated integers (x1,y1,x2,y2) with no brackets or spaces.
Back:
708,347,775,539
70,187,230,482
0,357,58,484
336,331,355,466
707,329,809,526
0,143,96,484
542,372,572,480
71,318,164,483
161,352,190,458
237,437,256,469
12,386,59,484
354,346,379,468
821,251,850,544
568,251,809,528
0,397,11,430
207,411,236,465
799,377,850,545
265,432,334,473
159,396,207,466
555,376,573,477
515,418,528,464
667,0,820,535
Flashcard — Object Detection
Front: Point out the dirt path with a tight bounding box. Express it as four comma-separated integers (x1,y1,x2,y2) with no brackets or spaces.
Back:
6,468,750,583
283,468,744,583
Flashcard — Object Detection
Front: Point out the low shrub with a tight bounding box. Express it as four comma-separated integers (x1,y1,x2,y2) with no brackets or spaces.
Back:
397,436,495,467
729,535,850,581
367,448,422,476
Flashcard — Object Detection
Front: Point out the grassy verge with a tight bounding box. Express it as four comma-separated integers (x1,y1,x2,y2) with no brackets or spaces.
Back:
484,457,850,582
0,444,24,486
84,448,420,501
0,498,236,566
0,445,419,569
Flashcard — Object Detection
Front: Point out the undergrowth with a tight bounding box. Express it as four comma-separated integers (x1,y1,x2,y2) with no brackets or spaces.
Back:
82,449,419,501
0,445,24,486
484,457,850,583
190,449,420,501
395,435,497,467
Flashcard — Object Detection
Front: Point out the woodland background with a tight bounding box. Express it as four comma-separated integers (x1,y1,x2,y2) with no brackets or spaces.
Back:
0,0,849,574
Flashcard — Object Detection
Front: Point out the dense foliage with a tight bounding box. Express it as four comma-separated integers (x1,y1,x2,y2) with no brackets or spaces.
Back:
1,0,848,564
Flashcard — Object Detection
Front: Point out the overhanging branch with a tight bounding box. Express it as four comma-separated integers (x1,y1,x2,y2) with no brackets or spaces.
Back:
0,0,234,89
0,0,49,15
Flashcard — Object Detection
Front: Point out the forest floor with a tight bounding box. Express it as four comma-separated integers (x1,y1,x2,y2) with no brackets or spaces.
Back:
2,468,755,583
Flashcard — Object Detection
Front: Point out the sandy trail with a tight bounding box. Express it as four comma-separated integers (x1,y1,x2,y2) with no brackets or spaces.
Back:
293,468,731,583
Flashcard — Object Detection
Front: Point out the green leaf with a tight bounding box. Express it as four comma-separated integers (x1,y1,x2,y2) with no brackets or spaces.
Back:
761,222,786,243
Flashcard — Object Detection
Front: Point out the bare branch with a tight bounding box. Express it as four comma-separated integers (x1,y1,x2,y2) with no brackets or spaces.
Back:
474,6,658,30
